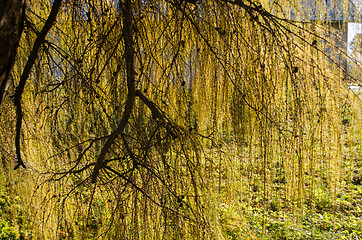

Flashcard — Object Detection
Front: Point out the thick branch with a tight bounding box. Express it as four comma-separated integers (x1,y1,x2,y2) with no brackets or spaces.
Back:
0,0,25,106
13,0,62,170
91,0,136,183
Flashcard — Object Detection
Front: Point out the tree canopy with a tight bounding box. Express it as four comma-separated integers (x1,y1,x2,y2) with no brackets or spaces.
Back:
0,0,361,239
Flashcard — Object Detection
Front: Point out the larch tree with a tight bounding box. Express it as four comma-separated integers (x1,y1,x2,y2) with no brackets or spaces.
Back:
0,0,361,239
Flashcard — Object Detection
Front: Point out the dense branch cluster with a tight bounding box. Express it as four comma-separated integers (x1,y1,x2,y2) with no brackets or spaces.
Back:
0,0,360,239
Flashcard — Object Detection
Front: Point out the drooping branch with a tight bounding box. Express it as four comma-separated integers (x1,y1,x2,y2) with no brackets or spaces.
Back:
13,0,62,170
135,89,178,139
91,0,136,183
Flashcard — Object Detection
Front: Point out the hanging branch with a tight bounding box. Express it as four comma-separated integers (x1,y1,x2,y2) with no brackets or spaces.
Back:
91,0,181,181
135,89,178,139
91,0,136,183
13,0,62,170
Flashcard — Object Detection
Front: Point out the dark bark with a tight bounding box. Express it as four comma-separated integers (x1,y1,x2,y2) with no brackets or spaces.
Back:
91,0,136,183
0,0,25,105
13,0,62,170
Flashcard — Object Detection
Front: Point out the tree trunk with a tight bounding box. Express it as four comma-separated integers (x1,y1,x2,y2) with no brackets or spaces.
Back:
0,0,24,105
